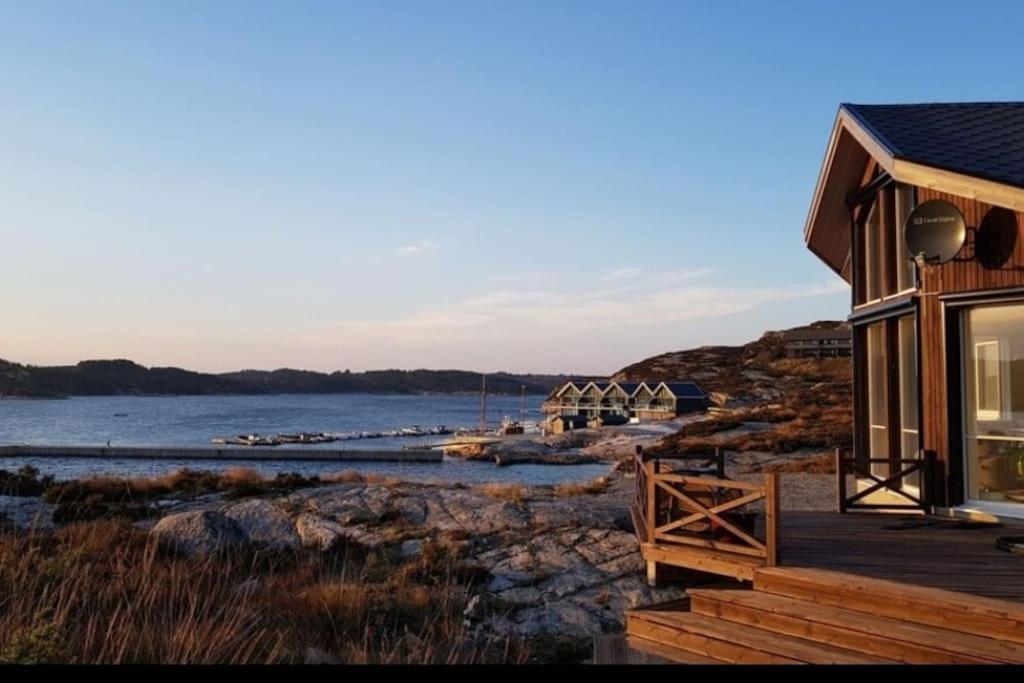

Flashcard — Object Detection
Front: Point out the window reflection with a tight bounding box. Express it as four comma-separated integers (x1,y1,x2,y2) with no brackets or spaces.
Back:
964,304,1024,504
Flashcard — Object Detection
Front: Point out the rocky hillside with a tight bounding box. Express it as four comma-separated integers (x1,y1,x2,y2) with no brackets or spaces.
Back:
616,322,852,458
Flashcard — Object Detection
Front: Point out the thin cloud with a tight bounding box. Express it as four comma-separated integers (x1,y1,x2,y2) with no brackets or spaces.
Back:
397,240,435,256
296,271,848,351
600,267,643,281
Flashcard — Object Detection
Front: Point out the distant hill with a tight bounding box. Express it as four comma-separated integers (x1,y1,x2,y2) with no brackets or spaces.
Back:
615,321,852,457
0,359,568,398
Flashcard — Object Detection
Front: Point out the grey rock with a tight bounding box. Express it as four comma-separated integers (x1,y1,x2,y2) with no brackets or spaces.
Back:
337,506,380,526
0,495,54,530
388,496,427,525
223,499,300,549
151,510,246,555
492,603,606,637
295,513,346,550
398,539,424,558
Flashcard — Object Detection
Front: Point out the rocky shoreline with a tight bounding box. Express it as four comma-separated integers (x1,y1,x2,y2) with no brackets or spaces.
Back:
0,415,838,656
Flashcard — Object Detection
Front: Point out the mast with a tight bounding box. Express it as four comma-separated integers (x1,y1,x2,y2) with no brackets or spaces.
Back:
479,373,487,433
519,384,526,423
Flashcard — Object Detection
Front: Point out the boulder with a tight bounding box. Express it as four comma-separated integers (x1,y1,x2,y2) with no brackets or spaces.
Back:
151,510,246,555
0,495,54,530
295,513,346,550
223,499,300,549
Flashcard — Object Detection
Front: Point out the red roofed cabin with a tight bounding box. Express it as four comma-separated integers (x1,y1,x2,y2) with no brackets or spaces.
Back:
805,102,1024,520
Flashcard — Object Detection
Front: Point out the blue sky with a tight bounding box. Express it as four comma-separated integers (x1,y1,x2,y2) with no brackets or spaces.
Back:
2,1,1023,374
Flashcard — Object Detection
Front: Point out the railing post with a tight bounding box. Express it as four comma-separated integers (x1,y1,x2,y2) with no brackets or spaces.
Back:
764,472,780,566
645,455,659,586
835,447,847,514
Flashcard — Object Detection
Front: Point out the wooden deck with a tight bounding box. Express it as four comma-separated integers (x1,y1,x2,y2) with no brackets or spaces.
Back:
778,511,1024,602
624,511,1024,664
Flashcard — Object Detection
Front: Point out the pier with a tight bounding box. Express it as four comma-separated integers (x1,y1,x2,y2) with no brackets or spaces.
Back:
0,444,443,463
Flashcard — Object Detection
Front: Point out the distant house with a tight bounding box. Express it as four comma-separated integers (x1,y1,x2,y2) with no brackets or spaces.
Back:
544,414,589,434
782,326,852,358
542,379,707,422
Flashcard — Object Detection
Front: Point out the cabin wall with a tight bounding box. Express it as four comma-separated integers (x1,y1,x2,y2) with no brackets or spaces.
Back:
908,189,1024,503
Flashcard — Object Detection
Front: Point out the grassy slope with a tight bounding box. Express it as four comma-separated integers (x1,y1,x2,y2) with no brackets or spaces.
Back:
614,322,852,458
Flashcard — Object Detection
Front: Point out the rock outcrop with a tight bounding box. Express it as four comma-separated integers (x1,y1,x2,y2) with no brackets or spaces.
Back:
151,510,247,555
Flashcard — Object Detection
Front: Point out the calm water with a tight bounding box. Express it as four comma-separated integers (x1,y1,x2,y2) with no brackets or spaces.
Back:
0,394,610,485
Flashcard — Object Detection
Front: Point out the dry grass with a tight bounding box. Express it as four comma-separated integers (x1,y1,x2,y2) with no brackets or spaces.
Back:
477,483,526,504
0,518,529,664
761,453,836,474
554,477,609,497
321,470,400,486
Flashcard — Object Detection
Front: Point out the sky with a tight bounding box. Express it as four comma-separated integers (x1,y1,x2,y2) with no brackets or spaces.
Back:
2,1,1024,375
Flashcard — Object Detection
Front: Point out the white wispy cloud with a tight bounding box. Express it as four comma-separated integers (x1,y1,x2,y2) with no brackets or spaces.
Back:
599,266,644,281
397,240,435,256
294,270,848,351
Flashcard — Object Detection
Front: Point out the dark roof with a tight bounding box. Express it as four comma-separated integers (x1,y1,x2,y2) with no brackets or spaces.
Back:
843,102,1024,190
658,381,706,398
782,328,852,342
614,382,641,393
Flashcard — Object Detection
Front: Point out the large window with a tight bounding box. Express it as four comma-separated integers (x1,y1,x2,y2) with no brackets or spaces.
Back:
898,315,920,490
867,321,889,477
856,183,917,306
894,184,917,293
864,203,883,302
964,304,1024,506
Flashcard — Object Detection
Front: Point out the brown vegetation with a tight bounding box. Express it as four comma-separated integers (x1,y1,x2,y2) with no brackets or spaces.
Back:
477,483,527,505
761,453,837,474
0,518,529,664
554,477,609,497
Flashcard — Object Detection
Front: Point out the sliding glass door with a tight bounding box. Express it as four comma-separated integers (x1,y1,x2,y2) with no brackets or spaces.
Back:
963,303,1024,510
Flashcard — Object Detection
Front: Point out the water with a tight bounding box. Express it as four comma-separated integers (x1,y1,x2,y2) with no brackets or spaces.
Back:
0,394,610,485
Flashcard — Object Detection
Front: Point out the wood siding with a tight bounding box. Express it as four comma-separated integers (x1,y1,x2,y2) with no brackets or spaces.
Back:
917,189,1024,504
852,186,1024,506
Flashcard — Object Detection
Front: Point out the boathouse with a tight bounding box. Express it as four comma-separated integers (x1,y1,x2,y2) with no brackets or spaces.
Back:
542,379,707,421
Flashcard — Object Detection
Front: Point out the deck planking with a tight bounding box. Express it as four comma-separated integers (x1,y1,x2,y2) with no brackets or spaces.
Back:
777,511,1024,602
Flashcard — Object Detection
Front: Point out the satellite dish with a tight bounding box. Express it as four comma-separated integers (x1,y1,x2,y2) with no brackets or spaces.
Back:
905,199,966,265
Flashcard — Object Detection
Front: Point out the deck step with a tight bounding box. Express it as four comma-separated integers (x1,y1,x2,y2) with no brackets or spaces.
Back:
627,606,892,664
642,542,765,581
754,566,1024,645
688,588,1024,664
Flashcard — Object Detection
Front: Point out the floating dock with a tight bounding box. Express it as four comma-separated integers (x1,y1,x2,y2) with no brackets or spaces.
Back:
0,444,443,463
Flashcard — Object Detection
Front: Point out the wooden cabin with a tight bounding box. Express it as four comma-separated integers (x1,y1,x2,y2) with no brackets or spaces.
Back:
600,382,637,416
576,381,609,417
633,381,709,420
542,381,582,415
806,102,1024,520
541,379,707,421
616,103,1024,665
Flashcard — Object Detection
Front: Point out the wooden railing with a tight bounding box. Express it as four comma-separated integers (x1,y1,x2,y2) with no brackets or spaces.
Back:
632,449,780,566
836,448,937,513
